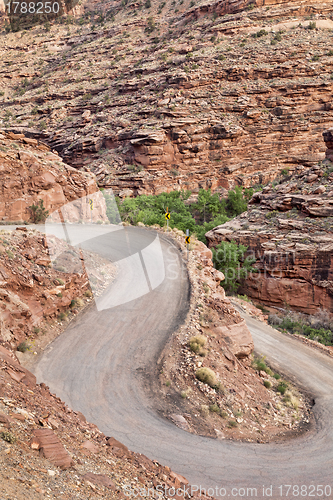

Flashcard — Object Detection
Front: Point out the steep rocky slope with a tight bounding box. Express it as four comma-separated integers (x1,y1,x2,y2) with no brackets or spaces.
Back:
0,227,115,351
206,129,333,312
0,130,107,223
0,0,333,195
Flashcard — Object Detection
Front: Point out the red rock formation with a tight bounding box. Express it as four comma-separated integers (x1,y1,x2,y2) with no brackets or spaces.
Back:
0,131,107,223
0,228,114,349
206,131,333,312
1,3,333,196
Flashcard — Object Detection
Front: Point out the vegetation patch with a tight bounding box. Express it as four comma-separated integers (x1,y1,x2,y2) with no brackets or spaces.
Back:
269,310,333,346
195,367,218,388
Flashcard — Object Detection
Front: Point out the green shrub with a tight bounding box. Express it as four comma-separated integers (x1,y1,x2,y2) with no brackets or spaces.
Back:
17,341,30,353
270,311,333,346
264,380,272,388
252,357,269,373
6,250,14,259
226,186,252,217
106,187,250,245
195,367,218,387
28,199,49,223
277,381,288,395
228,420,238,427
212,240,256,294
252,29,268,38
308,21,316,30
209,403,220,413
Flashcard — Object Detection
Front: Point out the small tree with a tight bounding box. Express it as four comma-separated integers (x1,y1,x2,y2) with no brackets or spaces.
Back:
29,199,49,223
192,188,225,223
212,240,256,294
226,186,251,216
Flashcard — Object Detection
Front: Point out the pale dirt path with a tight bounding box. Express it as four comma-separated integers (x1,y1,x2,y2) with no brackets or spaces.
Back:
31,227,333,499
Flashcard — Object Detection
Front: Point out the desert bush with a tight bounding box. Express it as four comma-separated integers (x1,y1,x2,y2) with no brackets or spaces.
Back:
181,387,192,399
268,314,283,326
283,390,299,410
264,380,272,389
189,335,207,356
0,431,16,443
195,367,218,387
28,199,49,223
252,356,269,373
271,310,333,346
200,405,209,416
17,341,30,353
209,403,220,413
237,294,251,302
252,29,268,38
277,381,288,395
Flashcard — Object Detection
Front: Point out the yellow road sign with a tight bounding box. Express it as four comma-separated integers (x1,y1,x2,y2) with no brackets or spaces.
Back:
89,199,93,210
185,236,190,244
165,212,170,220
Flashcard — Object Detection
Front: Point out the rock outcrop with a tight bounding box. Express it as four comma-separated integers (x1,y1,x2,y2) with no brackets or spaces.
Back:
0,131,107,223
0,228,115,350
206,131,333,312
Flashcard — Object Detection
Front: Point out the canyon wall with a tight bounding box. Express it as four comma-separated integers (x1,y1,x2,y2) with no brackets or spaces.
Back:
1,0,332,196
205,129,333,313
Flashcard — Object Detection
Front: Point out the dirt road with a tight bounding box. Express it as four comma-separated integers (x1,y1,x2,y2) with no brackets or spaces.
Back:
31,227,333,499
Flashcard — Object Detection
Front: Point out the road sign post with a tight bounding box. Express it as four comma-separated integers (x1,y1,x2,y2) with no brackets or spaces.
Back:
165,207,170,232
185,229,190,259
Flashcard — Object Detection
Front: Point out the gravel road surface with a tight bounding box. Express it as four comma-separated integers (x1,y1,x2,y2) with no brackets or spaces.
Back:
31,226,333,499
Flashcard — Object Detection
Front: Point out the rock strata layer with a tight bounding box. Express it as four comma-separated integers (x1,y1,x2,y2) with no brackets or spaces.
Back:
206,131,333,312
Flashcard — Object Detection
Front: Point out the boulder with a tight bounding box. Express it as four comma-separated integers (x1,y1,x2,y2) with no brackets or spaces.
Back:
31,428,74,469
213,320,254,358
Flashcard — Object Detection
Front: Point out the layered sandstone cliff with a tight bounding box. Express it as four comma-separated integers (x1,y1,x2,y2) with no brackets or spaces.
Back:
206,130,333,312
0,131,107,223
0,0,332,195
